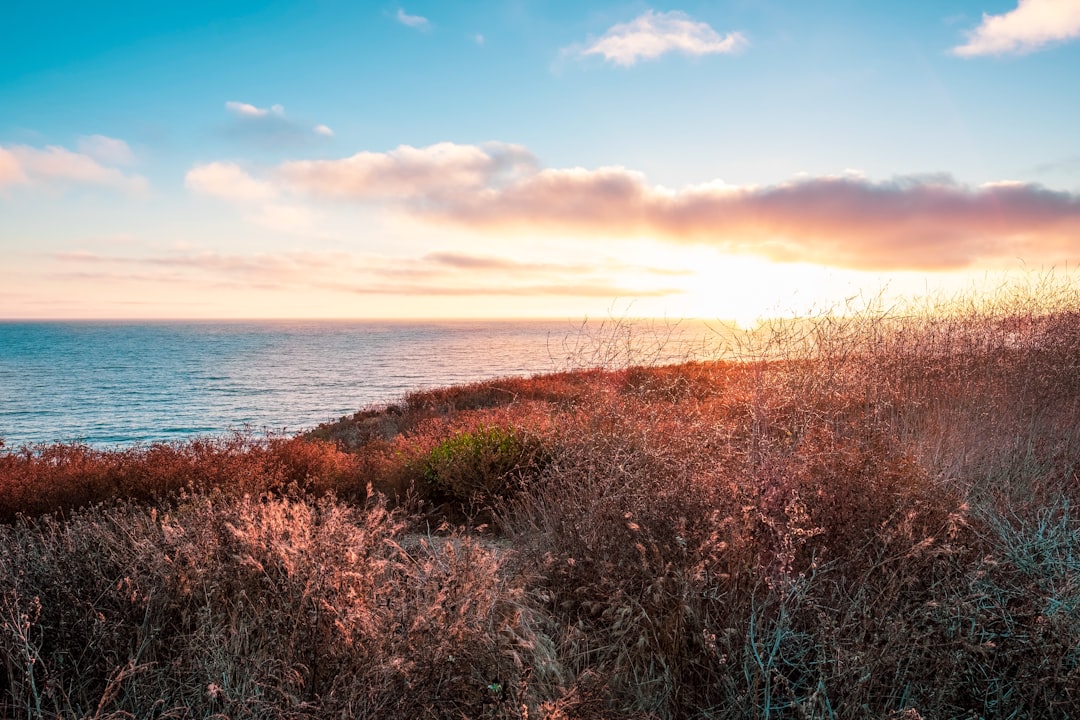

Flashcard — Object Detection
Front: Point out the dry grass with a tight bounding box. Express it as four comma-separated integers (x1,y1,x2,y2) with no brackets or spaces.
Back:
2,278,1079,718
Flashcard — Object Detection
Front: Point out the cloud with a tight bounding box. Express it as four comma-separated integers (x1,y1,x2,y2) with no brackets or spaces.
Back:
185,162,279,202
423,168,1080,270
53,249,354,290
1034,154,1080,175
225,101,285,118
185,161,319,234
51,248,680,298
475,33,485,45
200,141,1080,271
0,148,28,187
571,10,748,66
332,281,678,297
247,202,314,232
279,141,536,199
221,101,334,146
396,9,431,30
77,135,136,166
0,143,147,193
953,0,1080,56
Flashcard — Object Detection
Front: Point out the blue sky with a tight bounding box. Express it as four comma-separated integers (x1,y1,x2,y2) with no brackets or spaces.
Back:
2,1,1079,319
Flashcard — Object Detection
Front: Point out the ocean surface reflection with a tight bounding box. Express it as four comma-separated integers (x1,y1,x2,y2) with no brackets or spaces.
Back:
0,319,717,447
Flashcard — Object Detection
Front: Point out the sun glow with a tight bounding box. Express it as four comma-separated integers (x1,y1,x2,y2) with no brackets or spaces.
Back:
658,249,856,327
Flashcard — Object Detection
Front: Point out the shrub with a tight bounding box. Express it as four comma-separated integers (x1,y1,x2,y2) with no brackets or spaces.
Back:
419,426,546,508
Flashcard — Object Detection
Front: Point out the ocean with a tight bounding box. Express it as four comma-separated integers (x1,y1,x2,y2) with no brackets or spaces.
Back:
0,319,717,447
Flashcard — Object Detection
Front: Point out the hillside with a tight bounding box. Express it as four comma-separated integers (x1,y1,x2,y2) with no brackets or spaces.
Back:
2,297,1079,718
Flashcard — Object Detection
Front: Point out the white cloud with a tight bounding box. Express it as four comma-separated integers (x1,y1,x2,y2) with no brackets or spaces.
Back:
475,33,485,45
279,141,535,199
225,101,285,118
953,0,1080,56
0,144,147,193
185,162,279,202
222,101,332,146
77,135,137,166
396,9,431,30
573,10,748,66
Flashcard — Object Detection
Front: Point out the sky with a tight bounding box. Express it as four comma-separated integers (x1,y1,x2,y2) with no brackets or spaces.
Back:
2,0,1079,322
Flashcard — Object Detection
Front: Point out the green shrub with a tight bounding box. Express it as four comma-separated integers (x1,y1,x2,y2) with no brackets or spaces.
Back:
420,426,545,506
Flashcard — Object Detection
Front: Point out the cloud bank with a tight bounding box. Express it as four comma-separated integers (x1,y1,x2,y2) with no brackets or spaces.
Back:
184,141,1080,271
0,143,146,193
257,141,1080,271
953,0,1080,56
572,10,748,66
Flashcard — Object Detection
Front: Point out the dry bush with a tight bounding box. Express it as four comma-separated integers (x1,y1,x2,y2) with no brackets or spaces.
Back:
0,434,365,521
0,492,559,719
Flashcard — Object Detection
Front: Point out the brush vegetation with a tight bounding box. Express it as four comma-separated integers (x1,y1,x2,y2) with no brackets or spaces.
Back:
2,281,1079,718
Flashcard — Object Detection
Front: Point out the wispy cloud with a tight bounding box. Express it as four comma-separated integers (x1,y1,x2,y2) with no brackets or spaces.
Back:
952,0,1080,56
184,161,315,234
185,161,279,202
0,143,147,193
76,135,137,166
225,101,285,118
0,148,27,187
330,281,678,297
221,101,334,146
395,8,431,31
569,10,748,66
50,247,682,298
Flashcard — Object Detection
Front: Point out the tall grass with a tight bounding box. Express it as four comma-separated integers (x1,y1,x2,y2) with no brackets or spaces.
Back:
2,276,1079,717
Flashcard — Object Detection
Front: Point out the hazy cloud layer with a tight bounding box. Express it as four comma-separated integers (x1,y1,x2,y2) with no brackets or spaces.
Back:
0,143,147,193
572,10,748,66
953,0,1080,56
52,248,680,298
222,101,334,146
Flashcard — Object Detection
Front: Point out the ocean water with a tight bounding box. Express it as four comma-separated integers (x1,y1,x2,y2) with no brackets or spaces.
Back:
0,319,716,447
